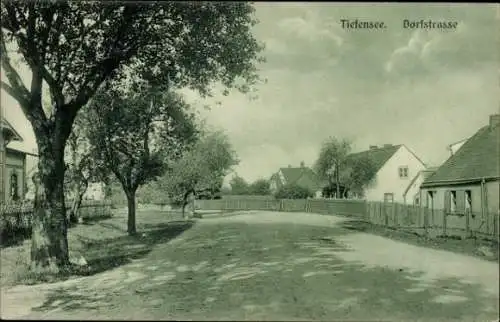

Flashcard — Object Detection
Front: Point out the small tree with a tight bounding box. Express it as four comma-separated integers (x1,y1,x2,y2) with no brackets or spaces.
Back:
84,84,198,235
275,184,313,199
249,179,271,195
342,155,378,198
314,137,352,199
229,175,249,195
160,130,238,218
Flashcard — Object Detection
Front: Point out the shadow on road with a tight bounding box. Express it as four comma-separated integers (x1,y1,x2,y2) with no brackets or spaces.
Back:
74,220,195,276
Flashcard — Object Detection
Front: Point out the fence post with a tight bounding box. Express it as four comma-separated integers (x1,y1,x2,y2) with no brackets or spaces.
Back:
465,209,471,239
394,203,398,227
442,210,447,237
384,203,389,227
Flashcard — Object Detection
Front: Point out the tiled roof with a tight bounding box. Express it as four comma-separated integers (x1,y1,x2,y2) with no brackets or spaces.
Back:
347,144,401,172
422,124,500,185
278,167,322,191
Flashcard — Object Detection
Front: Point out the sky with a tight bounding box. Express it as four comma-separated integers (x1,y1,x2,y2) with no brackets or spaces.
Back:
2,3,499,183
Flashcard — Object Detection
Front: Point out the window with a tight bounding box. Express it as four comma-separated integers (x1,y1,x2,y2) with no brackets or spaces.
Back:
398,166,409,178
465,190,473,217
384,193,394,203
10,172,19,201
445,190,458,213
427,191,435,208
450,191,457,212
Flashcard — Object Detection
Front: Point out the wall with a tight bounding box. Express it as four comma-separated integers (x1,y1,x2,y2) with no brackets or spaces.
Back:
420,180,499,237
365,146,426,203
3,149,26,202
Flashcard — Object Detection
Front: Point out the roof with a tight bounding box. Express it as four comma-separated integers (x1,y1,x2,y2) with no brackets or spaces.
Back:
422,124,500,186
277,166,322,191
403,167,438,197
347,144,402,172
1,117,23,143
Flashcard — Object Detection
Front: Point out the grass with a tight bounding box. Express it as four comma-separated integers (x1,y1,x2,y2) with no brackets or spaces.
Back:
0,208,193,287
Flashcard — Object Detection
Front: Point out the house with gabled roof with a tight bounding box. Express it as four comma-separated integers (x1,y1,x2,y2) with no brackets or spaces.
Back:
269,161,323,198
1,117,35,203
347,143,427,203
420,114,500,220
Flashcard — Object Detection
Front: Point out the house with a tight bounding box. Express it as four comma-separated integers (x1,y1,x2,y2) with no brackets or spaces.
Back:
347,144,427,203
402,167,438,206
420,114,500,219
1,117,38,203
269,161,323,198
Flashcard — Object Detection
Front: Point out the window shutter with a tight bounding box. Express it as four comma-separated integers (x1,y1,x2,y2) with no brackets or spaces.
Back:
444,191,451,212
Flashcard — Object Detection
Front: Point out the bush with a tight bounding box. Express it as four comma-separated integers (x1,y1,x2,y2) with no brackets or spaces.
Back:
274,184,313,199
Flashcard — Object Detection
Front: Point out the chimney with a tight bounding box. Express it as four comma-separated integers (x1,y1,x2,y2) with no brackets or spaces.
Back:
489,114,500,129
383,144,392,148
300,161,305,168
369,145,378,150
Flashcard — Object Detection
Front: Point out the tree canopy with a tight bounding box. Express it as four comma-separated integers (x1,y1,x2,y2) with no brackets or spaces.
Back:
229,175,250,195
274,184,313,200
160,130,238,216
248,179,271,195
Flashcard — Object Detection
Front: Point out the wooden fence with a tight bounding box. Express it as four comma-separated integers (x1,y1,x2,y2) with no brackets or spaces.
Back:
195,197,499,242
0,200,113,234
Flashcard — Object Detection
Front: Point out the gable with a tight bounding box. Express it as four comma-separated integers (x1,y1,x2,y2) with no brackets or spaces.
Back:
423,124,500,185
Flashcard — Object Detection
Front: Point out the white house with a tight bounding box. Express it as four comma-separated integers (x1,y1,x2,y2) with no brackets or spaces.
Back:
447,138,468,156
402,167,438,206
348,144,427,203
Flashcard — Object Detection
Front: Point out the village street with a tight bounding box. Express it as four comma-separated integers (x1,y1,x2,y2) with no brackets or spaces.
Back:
1,211,498,321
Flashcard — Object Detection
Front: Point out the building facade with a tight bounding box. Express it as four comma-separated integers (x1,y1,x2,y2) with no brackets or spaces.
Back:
420,114,500,232
1,118,26,203
349,144,427,203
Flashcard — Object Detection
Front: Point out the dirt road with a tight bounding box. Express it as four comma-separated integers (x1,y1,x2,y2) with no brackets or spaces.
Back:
2,211,498,321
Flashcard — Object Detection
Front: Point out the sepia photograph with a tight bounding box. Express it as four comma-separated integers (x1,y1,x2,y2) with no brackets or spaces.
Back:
1,2,498,321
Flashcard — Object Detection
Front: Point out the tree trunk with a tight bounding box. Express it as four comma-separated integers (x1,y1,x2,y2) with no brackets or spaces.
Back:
335,164,340,200
126,191,137,235
30,151,70,269
68,183,86,225
182,190,190,220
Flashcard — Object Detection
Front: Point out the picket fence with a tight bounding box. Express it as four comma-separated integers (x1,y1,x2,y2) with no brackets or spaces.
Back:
195,197,499,242
0,200,113,233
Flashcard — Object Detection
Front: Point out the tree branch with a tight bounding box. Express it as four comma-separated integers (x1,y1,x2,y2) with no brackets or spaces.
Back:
0,81,29,107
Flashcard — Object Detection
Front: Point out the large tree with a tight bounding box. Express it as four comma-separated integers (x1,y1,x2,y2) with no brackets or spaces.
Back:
1,2,263,267
84,83,198,235
160,130,238,218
